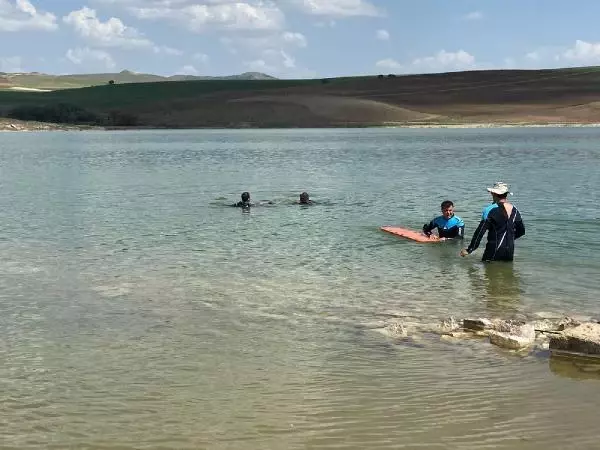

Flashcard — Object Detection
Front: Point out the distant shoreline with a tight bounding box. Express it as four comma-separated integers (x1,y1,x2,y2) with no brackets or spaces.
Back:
3,120,600,132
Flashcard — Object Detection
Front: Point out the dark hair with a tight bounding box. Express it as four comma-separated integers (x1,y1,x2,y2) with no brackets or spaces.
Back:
495,193,509,218
441,200,454,210
241,192,250,202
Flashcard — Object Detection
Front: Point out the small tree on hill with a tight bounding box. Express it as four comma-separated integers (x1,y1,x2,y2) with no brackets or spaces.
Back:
108,80,115,85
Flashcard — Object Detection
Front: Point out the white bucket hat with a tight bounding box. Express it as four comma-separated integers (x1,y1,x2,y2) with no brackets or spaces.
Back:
486,181,512,195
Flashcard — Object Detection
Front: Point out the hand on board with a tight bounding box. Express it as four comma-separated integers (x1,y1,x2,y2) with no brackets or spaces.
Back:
459,249,469,257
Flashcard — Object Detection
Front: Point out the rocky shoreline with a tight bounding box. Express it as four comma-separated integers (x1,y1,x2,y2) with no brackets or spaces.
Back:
0,119,96,132
3,118,600,132
370,313,600,358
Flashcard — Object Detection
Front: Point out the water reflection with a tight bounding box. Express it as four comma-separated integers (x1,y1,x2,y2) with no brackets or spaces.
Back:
467,262,523,315
549,353,600,381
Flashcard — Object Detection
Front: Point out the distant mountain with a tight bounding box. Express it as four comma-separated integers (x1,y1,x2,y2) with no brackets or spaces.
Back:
0,70,277,90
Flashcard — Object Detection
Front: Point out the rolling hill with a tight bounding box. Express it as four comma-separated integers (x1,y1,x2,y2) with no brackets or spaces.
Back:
3,66,600,128
0,70,276,91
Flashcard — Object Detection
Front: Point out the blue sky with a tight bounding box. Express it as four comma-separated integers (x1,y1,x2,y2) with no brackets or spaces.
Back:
2,0,600,78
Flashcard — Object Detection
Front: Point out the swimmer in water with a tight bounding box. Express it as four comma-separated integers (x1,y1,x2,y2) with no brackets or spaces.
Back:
460,182,525,261
231,191,274,208
422,200,465,240
299,191,314,205
232,191,253,208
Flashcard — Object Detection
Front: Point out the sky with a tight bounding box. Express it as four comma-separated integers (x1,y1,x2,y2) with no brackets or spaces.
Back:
2,0,600,78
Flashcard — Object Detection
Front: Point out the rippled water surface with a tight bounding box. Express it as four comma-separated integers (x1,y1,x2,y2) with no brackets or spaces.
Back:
1,128,600,449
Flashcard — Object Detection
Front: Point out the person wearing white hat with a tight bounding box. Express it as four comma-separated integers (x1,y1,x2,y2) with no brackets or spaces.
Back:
460,182,525,261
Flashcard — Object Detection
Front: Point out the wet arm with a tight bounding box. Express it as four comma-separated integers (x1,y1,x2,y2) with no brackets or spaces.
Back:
514,212,525,239
466,220,488,254
422,220,436,236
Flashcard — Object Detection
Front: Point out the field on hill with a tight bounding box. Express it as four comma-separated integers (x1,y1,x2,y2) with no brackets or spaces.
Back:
0,70,276,91
3,67,600,128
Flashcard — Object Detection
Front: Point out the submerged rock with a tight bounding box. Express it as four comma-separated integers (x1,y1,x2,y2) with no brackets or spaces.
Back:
488,324,536,350
372,313,600,358
463,318,494,331
531,319,559,333
441,330,485,341
383,320,408,338
549,353,600,381
557,316,582,331
439,316,460,333
549,323,600,356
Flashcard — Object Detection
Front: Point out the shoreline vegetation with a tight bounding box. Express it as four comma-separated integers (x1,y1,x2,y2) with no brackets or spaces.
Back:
3,66,600,130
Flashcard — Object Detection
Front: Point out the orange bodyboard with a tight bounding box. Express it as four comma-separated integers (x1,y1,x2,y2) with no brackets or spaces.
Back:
380,226,440,243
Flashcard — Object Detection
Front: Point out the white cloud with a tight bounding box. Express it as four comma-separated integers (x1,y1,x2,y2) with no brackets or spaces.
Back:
0,55,24,72
154,46,183,56
66,47,116,70
128,1,284,32
282,31,307,47
411,49,476,72
521,40,600,69
561,40,600,63
376,58,401,70
63,7,153,49
224,31,307,51
221,28,310,76
193,52,209,63
98,0,381,20
292,0,382,17
376,29,389,41
314,19,336,27
245,58,277,73
0,0,57,31
376,50,477,74
247,49,295,70
220,30,307,65
243,47,315,77
280,50,296,68
464,11,483,20
176,64,199,75
63,7,180,55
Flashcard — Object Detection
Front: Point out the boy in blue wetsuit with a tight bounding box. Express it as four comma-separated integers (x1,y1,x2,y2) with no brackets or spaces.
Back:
423,200,465,240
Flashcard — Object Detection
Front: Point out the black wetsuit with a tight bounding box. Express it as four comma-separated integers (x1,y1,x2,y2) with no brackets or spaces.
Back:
466,203,525,261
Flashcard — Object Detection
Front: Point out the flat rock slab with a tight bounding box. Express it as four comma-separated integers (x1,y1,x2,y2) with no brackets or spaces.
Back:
549,323,600,356
489,324,536,350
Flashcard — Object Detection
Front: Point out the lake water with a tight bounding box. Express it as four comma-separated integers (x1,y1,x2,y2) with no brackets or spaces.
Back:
1,128,600,449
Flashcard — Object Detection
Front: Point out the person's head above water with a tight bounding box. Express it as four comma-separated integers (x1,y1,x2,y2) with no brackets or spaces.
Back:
241,191,250,203
299,192,310,204
440,200,455,219
486,182,512,202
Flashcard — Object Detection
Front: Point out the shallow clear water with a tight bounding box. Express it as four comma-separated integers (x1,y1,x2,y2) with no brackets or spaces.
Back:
1,128,600,449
